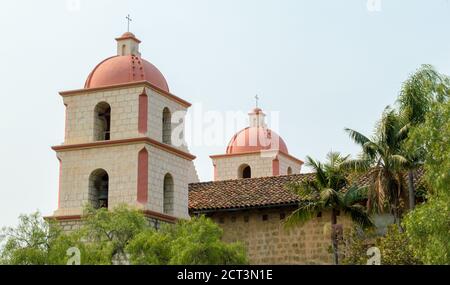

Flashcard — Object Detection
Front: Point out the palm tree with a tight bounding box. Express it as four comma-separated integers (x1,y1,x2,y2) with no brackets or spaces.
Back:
285,152,373,265
343,107,410,227
397,64,450,209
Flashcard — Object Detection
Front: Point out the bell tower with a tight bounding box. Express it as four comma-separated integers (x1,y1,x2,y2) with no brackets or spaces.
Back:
51,32,199,229
210,106,303,181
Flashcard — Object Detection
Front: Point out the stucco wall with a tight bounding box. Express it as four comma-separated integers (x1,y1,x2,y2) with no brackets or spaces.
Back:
62,85,190,153
56,83,197,219
55,143,193,219
63,87,141,144
212,153,275,181
278,154,302,175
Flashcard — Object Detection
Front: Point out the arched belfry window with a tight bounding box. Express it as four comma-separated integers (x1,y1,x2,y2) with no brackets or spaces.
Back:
238,164,252,179
287,167,293,175
162,107,172,144
163,173,174,215
88,169,109,209
94,102,111,141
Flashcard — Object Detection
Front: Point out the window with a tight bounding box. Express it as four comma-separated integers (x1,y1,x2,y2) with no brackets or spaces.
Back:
287,167,293,175
94,102,111,141
163,173,174,215
88,169,109,209
122,44,126,56
238,164,251,179
162,107,171,144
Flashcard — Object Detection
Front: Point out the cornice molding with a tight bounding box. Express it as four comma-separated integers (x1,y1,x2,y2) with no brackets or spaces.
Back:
52,137,196,161
59,80,191,108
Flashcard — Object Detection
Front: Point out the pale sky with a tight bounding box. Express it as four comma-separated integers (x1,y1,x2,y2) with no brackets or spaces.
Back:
0,0,449,228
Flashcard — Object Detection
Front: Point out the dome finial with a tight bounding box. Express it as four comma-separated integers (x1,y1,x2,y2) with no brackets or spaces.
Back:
255,94,259,108
126,14,132,32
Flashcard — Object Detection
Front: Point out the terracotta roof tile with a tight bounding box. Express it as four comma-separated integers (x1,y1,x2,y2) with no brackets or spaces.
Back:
188,168,425,212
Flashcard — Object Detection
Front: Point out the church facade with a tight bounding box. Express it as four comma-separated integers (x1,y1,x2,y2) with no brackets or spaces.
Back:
50,32,423,264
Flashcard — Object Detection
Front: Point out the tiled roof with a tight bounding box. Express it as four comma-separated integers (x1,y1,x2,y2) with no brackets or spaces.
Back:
189,173,315,212
188,168,425,212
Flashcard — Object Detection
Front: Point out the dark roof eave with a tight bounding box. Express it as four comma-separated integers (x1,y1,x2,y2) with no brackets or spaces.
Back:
189,201,299,214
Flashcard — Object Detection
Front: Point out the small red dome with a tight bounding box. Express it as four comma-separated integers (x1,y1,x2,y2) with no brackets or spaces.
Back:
84,55,169,92
226,127,289,154
121,32,136,38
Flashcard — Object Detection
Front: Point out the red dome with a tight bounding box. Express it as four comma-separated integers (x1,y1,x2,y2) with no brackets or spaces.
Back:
226,127,289,154
84,55,169,92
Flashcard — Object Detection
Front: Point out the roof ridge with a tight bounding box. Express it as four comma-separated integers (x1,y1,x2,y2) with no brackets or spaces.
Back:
189,172,314,188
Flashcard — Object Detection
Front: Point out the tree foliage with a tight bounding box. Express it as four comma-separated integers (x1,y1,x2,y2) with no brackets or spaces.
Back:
405,99,449,196
286,152,373,264
403,195,450,265
343,108,412,224
127,215,248,265
0,207,248,265
341,225,421,265
0,212,59,265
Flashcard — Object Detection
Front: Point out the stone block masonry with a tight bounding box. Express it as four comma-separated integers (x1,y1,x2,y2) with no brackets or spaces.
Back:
207,208,352,265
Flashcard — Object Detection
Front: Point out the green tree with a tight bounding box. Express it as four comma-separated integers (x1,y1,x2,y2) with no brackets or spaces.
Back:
341,225,421,265
402,98,450,264
397,64,450,209
376,225,421,265
126,229,171,265
286,152,373,265
405,99,450,196
343,108,410,226
403,195,450,264
1,207,248,265
0,212,59,265
81,204,148,264
127,216,248,265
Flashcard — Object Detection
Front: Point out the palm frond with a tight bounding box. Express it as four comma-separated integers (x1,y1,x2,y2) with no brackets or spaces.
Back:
396,123,410,142
343,185,368,206
344,128,372,147
305,156,327,187
343,205,373,229
320,188,340,207
286,180,320,200
284,201,323,228
339,159,371,173
389,154,410,170
398,64,443,124
377,107,402,149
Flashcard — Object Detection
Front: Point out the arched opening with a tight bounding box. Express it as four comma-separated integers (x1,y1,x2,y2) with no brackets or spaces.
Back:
88,169,109,209
94,102,111,141
287,167,293,175
163,173,174,215
238,164,251,179
121,44,126,56
162,107,172,144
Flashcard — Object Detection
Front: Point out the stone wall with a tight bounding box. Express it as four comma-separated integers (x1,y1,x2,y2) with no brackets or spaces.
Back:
56,215,174,233
207,207,352,265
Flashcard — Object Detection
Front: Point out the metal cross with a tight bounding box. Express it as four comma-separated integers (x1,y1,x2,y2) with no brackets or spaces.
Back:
126,14,132,32
255,94,259,108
